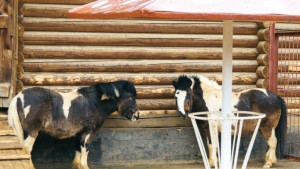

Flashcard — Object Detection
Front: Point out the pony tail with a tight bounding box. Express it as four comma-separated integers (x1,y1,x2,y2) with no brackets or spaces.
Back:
275,96,287,159
8,96,25,146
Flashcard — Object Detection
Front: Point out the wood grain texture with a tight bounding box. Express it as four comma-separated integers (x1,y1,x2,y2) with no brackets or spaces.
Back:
21,72,258,86
21,18,258,35
21,59,258,73
22,45,258,60
23,31,258,47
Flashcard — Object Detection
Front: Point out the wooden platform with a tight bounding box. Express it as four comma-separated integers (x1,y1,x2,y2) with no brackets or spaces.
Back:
0,109,34,169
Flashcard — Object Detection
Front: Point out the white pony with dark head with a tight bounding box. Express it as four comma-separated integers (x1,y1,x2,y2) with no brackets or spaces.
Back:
172,75,287,168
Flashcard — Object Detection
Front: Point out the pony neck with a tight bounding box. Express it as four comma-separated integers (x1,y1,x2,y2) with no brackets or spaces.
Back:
97,98,119,117
192,92,209,112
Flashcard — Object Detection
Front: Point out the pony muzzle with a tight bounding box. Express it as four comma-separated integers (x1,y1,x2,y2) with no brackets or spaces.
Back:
131,111,140,121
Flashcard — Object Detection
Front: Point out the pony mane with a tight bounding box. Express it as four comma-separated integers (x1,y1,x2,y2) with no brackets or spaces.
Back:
193,75,221,91
77,81,136,100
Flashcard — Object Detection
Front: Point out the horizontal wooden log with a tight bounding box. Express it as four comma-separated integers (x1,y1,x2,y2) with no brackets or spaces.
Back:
0,83,10,97
18,52,24,64
16,80,24,93
18,38,24,51
18,24,24,38
137,99,176,110
18,9,24,22
22,59,258,73
17,65,24,79
276,23,300,32
256,78,268,89
23,0,94,5
23,85,256,99
257,54,269,66
278,85,300,97
108,110,179,118
256,66,269,78
21,72,258,86
0,14,8,28
257,41,270,54
257,22,270,29
22,45,258,60
257,29,270,41
102,117,191,128
23,31,258,47
22,4,77,18
21,18,258,35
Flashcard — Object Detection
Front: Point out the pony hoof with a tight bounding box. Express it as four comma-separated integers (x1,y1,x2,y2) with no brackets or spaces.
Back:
209,160,216,168
263,164,272,168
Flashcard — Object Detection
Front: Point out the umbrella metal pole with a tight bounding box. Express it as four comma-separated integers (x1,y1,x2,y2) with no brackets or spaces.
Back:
221,20,233,169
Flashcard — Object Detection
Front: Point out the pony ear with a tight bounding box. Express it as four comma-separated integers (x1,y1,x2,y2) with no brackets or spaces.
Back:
192,77,200,89
172,80,178,88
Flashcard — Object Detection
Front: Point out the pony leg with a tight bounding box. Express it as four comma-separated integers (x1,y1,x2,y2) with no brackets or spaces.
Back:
72,151,81,169
73,133,94,169
80,145,89,169
264,128,277,168
24,135,36,154
260,127,277,168
208,142,216,167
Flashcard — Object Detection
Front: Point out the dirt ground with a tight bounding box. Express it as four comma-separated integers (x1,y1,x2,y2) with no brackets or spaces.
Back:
98,159,300,169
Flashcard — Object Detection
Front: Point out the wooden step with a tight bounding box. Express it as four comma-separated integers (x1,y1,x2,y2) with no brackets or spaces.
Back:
0,150,30,160
0,112,7,121
0,129,15,136
0,122,11,131
0,160,34,169
0,142,22,150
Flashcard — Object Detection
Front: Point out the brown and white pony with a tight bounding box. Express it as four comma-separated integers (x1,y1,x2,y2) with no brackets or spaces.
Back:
8,80,139,169
172,75,287,168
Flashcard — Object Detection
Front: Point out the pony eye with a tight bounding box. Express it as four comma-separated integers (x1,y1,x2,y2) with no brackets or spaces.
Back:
176,92,180,95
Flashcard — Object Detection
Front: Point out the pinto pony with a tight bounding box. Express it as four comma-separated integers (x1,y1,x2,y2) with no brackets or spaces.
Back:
172,75,287,168
8,80,139,169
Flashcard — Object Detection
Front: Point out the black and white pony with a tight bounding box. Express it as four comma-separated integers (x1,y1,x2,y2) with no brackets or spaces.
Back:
8,80,139,169
172,75,287,168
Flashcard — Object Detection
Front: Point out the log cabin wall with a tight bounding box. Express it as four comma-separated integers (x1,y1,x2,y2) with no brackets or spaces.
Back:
0,0,18,107
256,22,270,89
18,0,263,166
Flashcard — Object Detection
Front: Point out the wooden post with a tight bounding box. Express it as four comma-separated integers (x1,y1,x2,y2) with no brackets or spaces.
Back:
269,22,279,93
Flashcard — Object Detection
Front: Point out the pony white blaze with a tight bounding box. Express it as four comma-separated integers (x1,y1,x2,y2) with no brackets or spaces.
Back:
175,90,187,115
